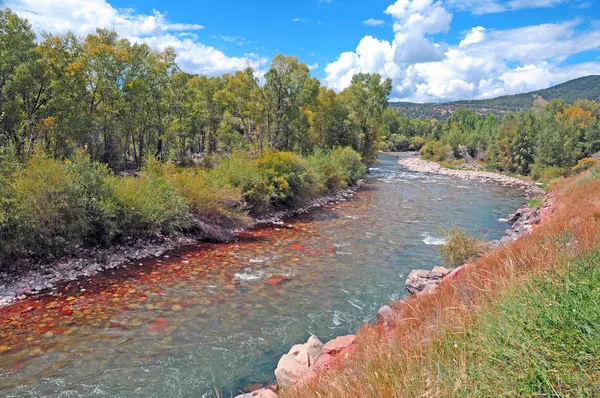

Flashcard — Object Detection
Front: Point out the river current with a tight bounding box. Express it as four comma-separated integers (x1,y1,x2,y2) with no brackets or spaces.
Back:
0,153,526,397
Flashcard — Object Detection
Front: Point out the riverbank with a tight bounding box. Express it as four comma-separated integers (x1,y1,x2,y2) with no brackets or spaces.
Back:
232,155,552,397
398,153,545,195
278,163,600,396
0,183,362,308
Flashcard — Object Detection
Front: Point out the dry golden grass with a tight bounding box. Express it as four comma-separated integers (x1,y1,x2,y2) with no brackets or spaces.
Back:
283,166,600,398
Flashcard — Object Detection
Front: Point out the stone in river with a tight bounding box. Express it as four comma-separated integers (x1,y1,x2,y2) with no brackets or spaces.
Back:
266,276,288,286
322,335,356,355
275,335,323,388
171,304,183,312
234,388,278,398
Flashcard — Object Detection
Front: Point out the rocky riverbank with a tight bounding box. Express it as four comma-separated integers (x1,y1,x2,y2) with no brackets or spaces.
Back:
398,154,545,196
0,183,362,308
240,157,553,398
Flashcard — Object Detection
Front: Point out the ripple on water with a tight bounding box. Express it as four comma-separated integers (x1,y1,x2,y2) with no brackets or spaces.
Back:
421,232,448,246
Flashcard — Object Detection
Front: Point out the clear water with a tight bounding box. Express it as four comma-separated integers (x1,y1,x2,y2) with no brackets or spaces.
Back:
0,154,526,397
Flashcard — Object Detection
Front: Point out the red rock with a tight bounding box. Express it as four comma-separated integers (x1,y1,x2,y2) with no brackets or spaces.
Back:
290,243,306,251
266,276,288,286
313,353,334,370
148,319,168,332
20,306,36,314
322,334,356,355
326,246,336,253
61,309,73,316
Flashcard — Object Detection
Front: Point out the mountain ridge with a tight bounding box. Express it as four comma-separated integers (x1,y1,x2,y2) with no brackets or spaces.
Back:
389,75,600,119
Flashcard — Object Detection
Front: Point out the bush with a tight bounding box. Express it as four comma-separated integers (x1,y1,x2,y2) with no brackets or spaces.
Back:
65,152,120,245
530,163,571,181
210,152,273,215
409,136,427,151
308,150,345,192
144,158,250,229
10,155,89,258
257,150,321,208
330,146,366,186
420,141,449,161
110,171,191,237
389,134,409,151
571,157,599,174
438,226,485,268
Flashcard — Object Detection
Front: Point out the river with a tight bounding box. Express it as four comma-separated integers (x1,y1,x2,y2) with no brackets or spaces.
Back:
0,153,526,397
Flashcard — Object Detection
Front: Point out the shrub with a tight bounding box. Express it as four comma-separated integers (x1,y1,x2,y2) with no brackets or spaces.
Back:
389,134,409,151
571,157,599,174
420,141,449,161
10,155,89,258
409,136,427,151
65,152,120,245
330,146,366,186
438,226,485,268
210,152,273,215
257,150,321,208
145,158,250,229
110,171,191,237
530,163,570,181
308,150,345,192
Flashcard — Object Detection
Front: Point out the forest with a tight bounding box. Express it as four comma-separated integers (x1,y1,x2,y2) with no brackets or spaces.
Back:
0,8,390,266
382,97,600,179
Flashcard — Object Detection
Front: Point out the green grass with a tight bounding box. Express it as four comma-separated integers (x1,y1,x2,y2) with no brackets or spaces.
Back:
529,198,544,208
434,250,600,397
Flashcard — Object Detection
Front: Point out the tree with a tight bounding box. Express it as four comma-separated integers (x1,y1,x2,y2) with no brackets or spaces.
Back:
340,73,392,163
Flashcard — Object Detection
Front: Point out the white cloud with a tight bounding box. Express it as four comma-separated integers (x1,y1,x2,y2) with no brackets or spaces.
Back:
448,0,566,15
325,0,600,102
362,18,385,26
307,62,319,70
7,0,267,76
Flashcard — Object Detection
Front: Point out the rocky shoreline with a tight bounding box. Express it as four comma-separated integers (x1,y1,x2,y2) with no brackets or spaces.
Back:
398,154,545,196
237,156,553,398
0,183,362,308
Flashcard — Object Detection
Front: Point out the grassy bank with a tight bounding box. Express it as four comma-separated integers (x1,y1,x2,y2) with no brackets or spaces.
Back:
0,147,365,270
283,165,600,396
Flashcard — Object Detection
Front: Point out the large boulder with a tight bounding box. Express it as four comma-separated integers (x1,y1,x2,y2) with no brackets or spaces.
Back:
322,335,356,355
405,266,452,295
274,335,323,388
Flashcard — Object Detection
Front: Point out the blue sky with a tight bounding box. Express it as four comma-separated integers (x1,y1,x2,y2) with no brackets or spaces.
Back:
6,0,600,102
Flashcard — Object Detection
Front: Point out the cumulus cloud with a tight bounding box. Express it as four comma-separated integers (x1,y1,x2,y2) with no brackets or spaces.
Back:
7,0,267,76
325,0,600,102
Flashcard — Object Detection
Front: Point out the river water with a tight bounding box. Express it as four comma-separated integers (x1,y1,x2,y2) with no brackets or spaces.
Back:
0,154,526,397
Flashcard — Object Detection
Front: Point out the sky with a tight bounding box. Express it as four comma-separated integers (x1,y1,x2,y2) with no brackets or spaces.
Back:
4,0,600,102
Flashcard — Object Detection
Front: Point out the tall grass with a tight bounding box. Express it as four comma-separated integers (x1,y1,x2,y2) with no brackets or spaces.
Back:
284,165,600,397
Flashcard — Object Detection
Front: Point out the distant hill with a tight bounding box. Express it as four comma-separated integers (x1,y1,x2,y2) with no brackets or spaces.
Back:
390,75,600,120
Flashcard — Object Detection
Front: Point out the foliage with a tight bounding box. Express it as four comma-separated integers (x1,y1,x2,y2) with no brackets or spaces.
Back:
0,9,386,170
8,155,89,258
571,157,599,174
257,150,321,208
420,140,449,161
109,171,191,237
438,226,484,268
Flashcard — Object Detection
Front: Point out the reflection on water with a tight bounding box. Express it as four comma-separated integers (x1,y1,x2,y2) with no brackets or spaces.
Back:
0,154,526,397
